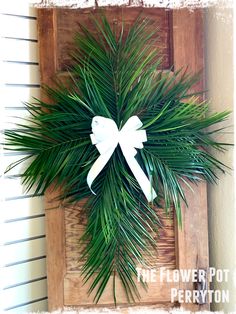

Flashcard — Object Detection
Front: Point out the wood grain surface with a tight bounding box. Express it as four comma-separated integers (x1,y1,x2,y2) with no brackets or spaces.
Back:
172,9,209,311
65,205,176,273
64,270,180,305
38,9,65,310
38,7,209,311
56,7,173,71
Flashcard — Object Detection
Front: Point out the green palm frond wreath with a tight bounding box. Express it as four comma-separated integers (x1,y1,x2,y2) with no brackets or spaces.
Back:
5,15,230,303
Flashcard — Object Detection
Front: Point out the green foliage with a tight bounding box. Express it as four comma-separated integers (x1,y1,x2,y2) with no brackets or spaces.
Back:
4,15,230,303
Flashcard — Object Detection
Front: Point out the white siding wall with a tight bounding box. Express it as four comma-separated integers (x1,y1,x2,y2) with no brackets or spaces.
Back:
204,5,235,312
1,2,48,313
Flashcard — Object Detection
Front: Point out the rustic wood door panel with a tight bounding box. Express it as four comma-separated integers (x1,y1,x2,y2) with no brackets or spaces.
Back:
38,7,209,311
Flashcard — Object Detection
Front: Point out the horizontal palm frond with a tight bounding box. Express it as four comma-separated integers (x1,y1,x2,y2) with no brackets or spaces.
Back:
4,13,231,303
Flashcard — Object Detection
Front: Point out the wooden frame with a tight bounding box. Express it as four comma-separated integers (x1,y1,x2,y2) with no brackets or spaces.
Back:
38,8,209,311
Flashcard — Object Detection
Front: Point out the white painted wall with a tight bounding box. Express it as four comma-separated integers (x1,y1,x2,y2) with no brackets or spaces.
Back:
204,4,235,312
0,2,48,312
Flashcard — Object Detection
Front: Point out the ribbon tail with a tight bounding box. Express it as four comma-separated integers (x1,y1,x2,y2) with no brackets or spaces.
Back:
87,150,114,195
121,148,157,202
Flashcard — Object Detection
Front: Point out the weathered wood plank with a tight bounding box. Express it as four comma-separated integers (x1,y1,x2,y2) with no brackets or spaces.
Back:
38,7,208,311
38,9,65,311
64,271,179,305
56,8,172,71
172,9,209,311
65,205,176,273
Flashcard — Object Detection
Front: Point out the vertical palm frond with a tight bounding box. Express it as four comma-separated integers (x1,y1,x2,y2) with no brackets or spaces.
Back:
4,15,231,303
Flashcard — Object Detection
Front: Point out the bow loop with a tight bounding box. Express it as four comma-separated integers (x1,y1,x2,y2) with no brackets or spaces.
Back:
119,130,147,151
87,115,157,202
120,116,143,132
91,116,118,143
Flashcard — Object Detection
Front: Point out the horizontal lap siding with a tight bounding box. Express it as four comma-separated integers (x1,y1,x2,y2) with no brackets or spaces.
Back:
1,4,48,312
4,238,46,266
4,63,40,85
3,86,40,108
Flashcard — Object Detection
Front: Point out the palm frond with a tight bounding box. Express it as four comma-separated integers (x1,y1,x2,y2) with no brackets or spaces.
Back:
4,14,231,303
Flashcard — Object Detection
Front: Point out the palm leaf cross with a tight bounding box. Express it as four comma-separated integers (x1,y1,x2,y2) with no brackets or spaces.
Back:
4,15,230,303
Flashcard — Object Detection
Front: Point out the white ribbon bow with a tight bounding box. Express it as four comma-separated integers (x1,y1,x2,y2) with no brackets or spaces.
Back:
87,116,157,202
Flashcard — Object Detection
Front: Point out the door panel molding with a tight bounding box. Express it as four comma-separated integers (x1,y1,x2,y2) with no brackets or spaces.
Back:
38,8,209,311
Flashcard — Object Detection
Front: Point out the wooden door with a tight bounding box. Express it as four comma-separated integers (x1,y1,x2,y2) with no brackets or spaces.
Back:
38,7,209,311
